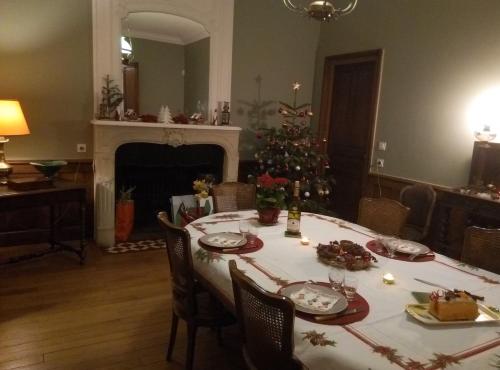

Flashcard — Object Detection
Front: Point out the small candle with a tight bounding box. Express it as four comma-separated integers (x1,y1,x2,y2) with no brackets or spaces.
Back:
300,237,310,245
383,273,395,285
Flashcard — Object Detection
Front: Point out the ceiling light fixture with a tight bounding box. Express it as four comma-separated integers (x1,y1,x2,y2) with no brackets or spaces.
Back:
283,0,358,22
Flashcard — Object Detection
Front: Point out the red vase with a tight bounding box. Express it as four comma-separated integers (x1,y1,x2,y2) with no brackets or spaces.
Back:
257,207,281,225
115,200,134,242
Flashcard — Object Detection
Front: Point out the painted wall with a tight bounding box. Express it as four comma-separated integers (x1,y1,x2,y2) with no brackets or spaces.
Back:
132,37,184,116
312,0,500,187
0,0,92,160
232,0,320,160
184,37,209,117
1,0,316,162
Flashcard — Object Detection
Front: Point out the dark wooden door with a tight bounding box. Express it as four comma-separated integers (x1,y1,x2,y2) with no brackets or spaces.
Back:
318,50,383,221
123,62,139,114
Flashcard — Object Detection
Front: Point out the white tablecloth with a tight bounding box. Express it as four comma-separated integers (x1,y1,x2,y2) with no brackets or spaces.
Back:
186,211,500,370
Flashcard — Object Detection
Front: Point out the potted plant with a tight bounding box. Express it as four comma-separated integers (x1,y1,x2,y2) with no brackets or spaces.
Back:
115,186,135,242
256,173,288,225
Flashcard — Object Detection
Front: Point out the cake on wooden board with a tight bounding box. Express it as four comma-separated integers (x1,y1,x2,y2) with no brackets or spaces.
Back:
429,290,479,321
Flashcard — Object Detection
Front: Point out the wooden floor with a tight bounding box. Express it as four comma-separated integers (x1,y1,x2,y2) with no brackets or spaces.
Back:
0,244,246,370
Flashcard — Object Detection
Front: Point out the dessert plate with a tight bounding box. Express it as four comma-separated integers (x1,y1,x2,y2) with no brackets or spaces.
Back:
199,232,246,249
280,283,348,315
405,304,500,325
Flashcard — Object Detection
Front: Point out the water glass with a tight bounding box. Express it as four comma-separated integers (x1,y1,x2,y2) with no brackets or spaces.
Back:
328,268,345,292
239,220,249,237
343,274,358,301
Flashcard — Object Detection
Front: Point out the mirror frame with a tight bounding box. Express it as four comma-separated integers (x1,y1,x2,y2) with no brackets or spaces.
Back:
92,0,234,121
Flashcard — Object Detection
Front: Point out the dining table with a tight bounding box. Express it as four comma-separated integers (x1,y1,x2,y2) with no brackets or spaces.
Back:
186,210,500,370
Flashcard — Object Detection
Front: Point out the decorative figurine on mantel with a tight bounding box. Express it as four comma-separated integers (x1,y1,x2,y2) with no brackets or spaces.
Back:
158,106,173,124
98,75,123,120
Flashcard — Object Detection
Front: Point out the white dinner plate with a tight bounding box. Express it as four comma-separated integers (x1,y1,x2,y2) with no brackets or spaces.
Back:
199,232,246,249
382,238,431,255
280,283,348,315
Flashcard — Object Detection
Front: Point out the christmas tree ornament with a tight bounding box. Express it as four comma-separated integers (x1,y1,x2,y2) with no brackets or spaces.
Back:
295,165,301,171
304,191,310,198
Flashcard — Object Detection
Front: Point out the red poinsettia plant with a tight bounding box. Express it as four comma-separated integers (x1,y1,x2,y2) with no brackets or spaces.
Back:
256,173,289,209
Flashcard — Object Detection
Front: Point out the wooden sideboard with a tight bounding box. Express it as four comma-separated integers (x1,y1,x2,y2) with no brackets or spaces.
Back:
0,181,87,264
365,173,500,260
430,189,500,259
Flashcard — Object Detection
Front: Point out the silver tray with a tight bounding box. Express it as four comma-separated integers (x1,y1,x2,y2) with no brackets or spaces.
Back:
199,232,246,249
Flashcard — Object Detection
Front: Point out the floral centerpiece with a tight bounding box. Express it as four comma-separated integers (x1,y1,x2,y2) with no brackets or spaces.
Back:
256,173,288,224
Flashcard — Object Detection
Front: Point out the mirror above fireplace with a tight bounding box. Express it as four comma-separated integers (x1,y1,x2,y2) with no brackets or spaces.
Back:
92,0,234,122
121,12,210,119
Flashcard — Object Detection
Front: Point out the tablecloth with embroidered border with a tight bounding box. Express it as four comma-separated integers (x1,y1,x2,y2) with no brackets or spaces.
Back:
186,211,500,370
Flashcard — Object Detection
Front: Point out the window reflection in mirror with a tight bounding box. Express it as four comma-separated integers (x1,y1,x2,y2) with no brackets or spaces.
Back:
121,12,210,122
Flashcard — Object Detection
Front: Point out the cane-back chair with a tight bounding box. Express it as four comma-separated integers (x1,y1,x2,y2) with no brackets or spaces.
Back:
158,212,234,370
357,197,410,237
400,184,436,241
462,226,500,274
229,260,302,370
212,182,256,213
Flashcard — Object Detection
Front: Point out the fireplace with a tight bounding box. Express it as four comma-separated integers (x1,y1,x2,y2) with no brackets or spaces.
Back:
115,143,224,236
92,120,241,247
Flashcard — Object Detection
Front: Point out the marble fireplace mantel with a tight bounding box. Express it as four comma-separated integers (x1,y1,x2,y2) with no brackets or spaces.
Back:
91,119,241,247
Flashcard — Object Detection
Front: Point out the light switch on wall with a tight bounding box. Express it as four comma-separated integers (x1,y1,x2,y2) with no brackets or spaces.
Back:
378,141,387,151
77,143,87,153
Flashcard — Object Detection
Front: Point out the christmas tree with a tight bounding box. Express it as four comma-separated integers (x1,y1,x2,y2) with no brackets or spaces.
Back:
252,82,334,214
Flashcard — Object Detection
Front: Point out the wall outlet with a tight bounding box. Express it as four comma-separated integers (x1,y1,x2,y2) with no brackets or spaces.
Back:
376,158,384,168
77,143,87,153
378,141,387,151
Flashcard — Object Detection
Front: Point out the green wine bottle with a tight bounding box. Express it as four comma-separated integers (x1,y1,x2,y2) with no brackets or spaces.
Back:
286,180,301,237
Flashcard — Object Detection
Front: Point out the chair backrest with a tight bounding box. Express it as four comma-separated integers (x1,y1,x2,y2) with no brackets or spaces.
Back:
462,226,500,274
229,260,301,370
212,182,256,213
158,211,197,319
357,197,410,237
400,184,436,240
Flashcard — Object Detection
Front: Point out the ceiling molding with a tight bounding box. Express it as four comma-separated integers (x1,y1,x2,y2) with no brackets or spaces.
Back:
128,29,183,45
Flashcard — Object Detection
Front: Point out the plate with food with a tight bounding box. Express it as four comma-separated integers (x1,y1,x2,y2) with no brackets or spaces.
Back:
280,283,348,315
199,232,246,249
406,290,500,325
317,240,377,270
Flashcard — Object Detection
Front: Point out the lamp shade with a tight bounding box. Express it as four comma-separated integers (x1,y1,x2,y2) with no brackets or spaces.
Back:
0,100,30,136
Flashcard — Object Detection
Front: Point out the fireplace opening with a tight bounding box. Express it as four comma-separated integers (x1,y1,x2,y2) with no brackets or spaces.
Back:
115,143,224,240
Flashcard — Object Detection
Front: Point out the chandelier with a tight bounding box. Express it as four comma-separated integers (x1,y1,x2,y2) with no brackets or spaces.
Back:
283,0,358,22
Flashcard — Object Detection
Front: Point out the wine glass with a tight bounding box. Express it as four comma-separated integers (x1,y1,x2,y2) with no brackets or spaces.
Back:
328,268,345,292
247,224,259,245
343,273,359,301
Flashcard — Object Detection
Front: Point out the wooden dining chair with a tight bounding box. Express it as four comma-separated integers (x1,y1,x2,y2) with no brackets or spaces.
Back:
357,197,410,237
212,182,256,213
229,260,302,370
400,184,436,241
157,212,235,370
462,226,500,274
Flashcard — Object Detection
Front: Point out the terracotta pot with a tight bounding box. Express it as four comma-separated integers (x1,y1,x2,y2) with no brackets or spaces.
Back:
257,207,281,225
115,200,134,242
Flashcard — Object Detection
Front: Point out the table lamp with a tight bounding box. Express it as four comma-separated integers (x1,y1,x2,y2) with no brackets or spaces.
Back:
0,100,30,184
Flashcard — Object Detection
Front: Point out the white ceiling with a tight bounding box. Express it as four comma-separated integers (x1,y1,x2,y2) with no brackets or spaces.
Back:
123,12,209,46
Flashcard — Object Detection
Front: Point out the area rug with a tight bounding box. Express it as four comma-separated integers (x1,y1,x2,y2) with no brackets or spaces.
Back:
103,239,166,254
